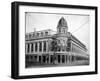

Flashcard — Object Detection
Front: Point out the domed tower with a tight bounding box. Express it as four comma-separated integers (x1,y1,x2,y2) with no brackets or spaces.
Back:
57,17,68,34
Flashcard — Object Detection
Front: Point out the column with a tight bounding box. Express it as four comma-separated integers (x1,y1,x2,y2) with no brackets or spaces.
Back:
48,55,51,64
57,55,58,64
37,42,39,52
70,55,72,62
33,43,35,53
25,44,27,53
29,43,31,53
46,41,48,52
64,55,66,63
60,55,62,64
44,41,46,52
66,55,67,63
55,55,57,64
48,39,51,53
67,53,69,63
71,42,72,52
42,41,44,52
46,55,48,63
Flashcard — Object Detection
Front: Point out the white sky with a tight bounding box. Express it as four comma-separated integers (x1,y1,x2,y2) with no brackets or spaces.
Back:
25,12,90,53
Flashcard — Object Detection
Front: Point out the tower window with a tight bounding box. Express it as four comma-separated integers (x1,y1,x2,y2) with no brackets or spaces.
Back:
63,28,66,33
59,28,61,33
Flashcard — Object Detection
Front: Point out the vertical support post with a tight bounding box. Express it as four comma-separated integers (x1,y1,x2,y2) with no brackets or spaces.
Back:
37,42,39,53
67,53,69,63
64,55,66,63
25,43,27,53
46,41,48,52
29,43,31,53
60,55,61,64
48,55,50,64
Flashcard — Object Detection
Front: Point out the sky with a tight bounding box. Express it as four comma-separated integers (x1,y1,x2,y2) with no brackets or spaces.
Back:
25,12,90,53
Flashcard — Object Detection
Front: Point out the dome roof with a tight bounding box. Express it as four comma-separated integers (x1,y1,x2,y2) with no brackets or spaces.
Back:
57,17,68,28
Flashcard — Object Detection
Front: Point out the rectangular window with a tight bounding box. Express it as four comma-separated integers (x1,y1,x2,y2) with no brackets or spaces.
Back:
43,41,46,52
58,55,60,63
62,55,65,63
31,43,34,52
27,43,30,53
39,42,42,52
35,43,37,52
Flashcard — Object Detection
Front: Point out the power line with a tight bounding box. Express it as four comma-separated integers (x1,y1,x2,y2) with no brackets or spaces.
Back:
72,20,89,33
